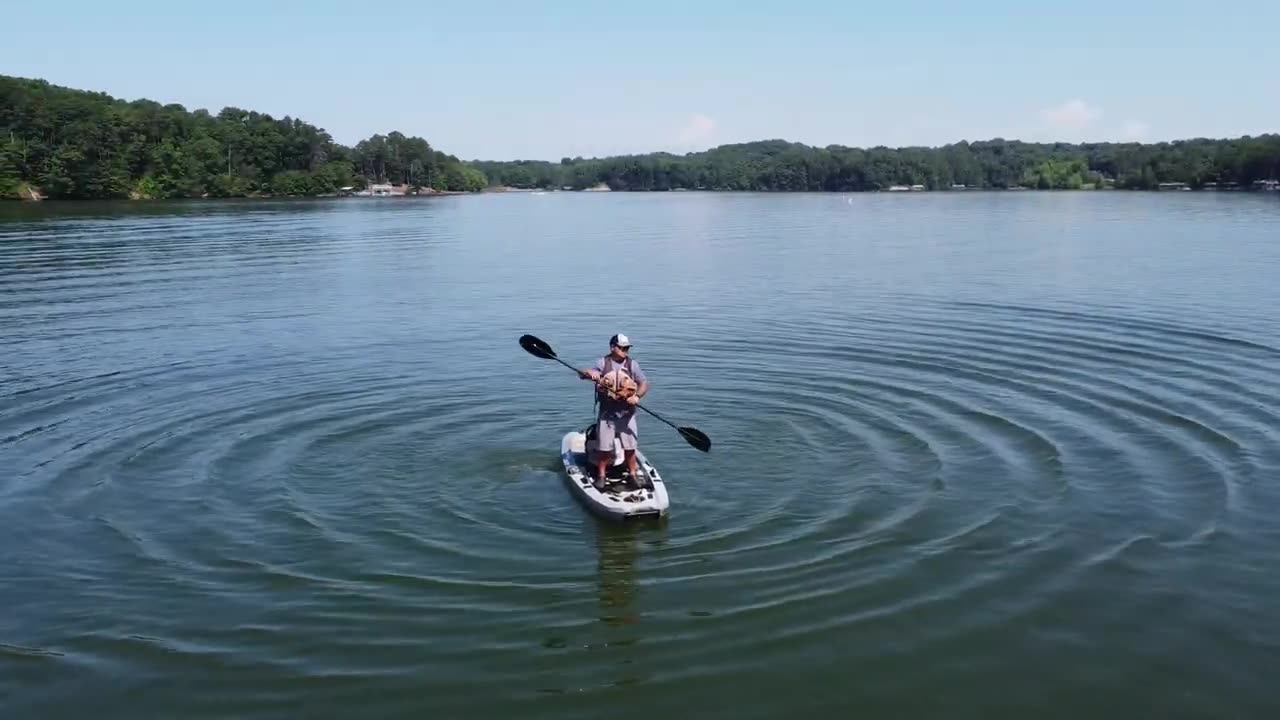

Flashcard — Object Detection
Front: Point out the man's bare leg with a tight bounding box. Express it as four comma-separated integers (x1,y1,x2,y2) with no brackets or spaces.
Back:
624,450,644,487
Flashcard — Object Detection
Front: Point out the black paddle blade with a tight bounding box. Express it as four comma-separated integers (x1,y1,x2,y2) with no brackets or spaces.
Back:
519,334,557,360
678,426,711,452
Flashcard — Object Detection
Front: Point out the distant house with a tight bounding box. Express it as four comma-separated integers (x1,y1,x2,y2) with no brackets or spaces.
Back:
361,183,407,197
1253,179,1279,191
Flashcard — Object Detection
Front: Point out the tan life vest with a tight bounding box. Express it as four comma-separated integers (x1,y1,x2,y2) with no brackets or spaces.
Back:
596,356,638,403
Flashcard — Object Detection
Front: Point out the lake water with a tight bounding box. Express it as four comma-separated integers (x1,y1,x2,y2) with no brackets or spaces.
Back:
2,191,1279,718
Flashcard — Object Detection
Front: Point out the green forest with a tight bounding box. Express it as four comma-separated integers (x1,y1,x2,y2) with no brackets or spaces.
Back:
472,134,1280,192
1,75,486,200
3,73,1279,200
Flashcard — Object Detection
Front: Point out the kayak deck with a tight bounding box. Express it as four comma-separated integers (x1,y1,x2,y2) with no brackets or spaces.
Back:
560,428,669,520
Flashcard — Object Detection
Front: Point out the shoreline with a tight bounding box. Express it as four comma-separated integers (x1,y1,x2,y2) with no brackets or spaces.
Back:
7,74,1277,204
7,185,1278,203
4,189,479,203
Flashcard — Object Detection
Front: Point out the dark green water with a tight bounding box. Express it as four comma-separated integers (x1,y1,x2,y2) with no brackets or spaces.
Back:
2,192,1279,718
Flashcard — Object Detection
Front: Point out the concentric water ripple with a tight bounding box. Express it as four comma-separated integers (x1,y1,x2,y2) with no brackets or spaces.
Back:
3,193,1279,718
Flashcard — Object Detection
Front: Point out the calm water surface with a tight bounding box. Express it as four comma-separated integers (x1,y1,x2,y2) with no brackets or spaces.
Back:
2,192,1279,718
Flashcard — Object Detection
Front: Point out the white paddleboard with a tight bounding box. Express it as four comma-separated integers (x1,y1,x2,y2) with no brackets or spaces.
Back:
560,425,669,520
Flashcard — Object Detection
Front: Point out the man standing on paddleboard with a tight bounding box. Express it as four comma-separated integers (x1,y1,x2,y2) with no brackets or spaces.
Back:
578,333,648,490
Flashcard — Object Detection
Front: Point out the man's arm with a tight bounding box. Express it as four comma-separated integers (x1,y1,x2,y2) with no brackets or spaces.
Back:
630,361,648,403
578,357,604,381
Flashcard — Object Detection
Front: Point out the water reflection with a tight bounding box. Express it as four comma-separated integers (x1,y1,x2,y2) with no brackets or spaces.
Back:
589,518,666,689
595,522,644,626
0,197,418,223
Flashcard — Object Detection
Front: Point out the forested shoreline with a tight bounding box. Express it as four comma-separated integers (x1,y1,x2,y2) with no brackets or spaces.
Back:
3,73,1278,200
1,75,485,200
474,134,1280,193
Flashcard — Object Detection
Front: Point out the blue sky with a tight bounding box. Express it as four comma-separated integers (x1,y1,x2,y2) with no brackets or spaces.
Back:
4,0,1277,160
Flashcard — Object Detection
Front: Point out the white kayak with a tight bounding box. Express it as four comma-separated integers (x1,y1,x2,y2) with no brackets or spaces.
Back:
560,424,670,520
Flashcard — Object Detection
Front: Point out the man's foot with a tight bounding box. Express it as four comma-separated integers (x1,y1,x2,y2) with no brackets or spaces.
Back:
593,476,608,492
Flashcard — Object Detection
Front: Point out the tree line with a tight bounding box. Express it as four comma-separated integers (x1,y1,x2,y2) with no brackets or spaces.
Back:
471,134,1280,192
4,73,1278,200
1,75,486,200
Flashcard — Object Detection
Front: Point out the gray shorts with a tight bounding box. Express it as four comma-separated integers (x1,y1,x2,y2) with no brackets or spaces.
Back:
597,413,638,451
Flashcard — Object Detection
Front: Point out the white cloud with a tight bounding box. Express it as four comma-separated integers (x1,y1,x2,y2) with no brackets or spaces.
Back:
1120,119,1150,141
675,113,716,146
1041,99,1103,133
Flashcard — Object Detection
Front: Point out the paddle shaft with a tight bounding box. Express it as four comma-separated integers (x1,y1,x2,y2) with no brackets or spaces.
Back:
545,354,685,435
519,333,709,451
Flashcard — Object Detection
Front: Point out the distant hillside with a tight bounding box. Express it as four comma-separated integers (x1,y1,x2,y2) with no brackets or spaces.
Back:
0,75,486,200
469,135,1280,192
4,73,1277,200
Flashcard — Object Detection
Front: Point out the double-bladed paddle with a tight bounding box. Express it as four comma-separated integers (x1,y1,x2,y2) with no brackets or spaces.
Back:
519,333,711,453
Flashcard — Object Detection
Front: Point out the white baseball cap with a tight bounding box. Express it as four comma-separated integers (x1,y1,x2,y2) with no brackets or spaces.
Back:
610,333,631,348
